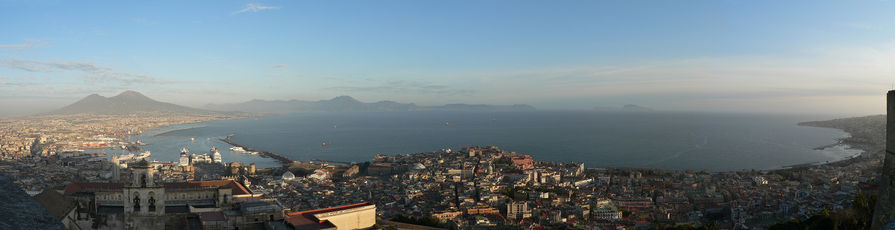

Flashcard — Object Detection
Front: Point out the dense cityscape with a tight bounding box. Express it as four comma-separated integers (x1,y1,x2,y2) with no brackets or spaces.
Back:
3,2,895,229
0,109,887,229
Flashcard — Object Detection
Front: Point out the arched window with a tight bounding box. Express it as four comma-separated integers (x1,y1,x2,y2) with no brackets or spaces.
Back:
133,193,141,211
148,191,156,212
148,196,156,212
141,174,147,187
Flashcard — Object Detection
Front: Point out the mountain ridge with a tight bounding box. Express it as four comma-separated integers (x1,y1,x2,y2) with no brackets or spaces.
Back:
205,96,536,113
48,91,218,115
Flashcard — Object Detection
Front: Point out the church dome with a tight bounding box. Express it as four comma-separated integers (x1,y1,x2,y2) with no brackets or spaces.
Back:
282,171,295,180
412,163,426,170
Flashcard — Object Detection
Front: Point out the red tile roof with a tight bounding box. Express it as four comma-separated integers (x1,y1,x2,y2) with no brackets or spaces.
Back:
164,180,251,195
64,182,124,195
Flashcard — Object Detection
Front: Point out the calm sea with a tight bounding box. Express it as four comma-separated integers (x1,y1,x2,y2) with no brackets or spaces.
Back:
111,111,859,171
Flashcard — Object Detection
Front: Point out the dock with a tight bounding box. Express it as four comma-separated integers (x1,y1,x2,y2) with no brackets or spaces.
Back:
218,135,295,166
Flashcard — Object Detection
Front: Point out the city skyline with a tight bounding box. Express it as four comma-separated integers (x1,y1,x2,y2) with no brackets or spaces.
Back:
2,1,895,116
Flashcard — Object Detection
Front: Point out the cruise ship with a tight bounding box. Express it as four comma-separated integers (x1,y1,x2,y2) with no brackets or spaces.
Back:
117,151,151,163
230,146,246,152
179,149,190,166
230,146,258,155
212,147,223,164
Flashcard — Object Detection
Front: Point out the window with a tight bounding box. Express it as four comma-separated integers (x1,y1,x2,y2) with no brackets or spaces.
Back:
148,196,156,212
133,195,141,211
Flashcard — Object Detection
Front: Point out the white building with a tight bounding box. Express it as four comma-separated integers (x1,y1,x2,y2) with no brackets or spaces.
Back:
507,201,532,220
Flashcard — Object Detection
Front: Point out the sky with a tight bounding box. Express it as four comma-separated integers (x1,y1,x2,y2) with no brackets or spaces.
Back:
1,0,894,116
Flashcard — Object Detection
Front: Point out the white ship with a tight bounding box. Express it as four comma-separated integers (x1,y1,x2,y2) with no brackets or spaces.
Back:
179,150,190,167
117,151,151,163
230,146,246,152
212,147,222,164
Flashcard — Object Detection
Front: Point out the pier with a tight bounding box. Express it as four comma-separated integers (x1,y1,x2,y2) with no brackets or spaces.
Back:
311,158,353,166
218,134,295,166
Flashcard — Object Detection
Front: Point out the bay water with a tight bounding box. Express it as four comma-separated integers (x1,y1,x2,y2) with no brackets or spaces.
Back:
113,111,859,171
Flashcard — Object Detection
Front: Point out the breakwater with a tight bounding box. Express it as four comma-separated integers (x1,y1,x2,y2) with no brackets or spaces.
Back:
218,134,294,166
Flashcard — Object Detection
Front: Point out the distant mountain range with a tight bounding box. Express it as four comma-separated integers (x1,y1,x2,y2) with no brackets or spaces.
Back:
204,96,536,113
593,104,655,112
48,91,216,115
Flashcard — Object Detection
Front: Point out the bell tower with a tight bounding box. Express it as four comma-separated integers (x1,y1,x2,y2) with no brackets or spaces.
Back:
130,159,155,188
124,159,165,216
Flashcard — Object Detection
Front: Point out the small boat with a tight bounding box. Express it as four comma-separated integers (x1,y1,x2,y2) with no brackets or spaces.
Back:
445,122,457,127
322,142,332,147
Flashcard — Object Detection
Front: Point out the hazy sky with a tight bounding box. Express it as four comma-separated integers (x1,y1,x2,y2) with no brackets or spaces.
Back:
1,1,894,116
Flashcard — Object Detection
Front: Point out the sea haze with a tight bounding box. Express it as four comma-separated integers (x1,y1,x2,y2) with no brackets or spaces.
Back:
121,111,859,171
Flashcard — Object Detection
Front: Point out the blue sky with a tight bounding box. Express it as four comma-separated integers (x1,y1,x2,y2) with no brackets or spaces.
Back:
1,0,894,116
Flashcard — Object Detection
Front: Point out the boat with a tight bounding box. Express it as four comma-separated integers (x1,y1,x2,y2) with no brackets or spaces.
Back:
118,151,151,162
322,142,332,147
136,151,151,160
445,122,457,127
230,146,246,152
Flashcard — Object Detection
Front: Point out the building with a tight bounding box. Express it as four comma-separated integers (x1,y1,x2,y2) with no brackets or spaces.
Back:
510,155,534,170
507,201,532,220
284,203,376,230
432,211,462,223
32,190,78,229
60,159,283,229
466,205,500,215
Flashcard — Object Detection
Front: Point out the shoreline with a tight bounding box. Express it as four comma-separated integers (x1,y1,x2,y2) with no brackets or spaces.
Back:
91,114,262,155
776,144,863,170
777,118,881,172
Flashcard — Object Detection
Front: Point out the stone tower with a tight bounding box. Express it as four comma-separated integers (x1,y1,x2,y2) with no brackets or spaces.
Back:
873,90,895,229
110,155,120,182
123,159,165,216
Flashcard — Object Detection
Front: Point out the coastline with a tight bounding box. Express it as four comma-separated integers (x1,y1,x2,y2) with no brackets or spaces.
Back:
91,114,263,156
780,115,885,171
